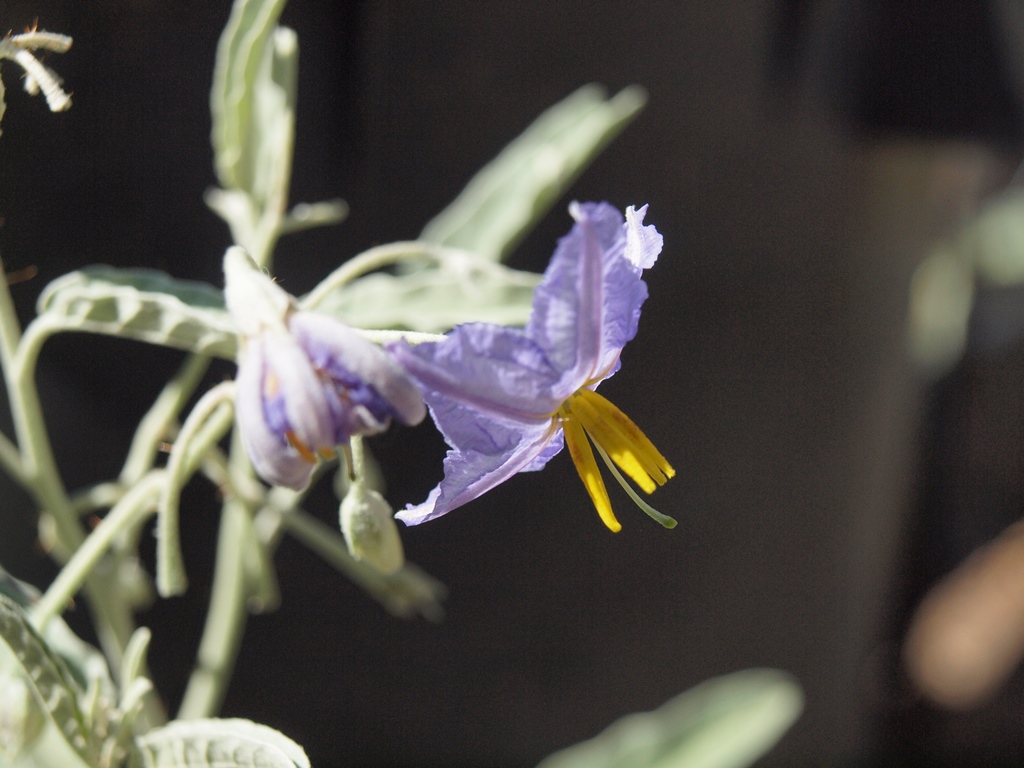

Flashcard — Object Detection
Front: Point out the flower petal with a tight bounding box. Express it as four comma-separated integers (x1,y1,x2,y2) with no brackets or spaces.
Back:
624,204,663,270
520,428,564,472
235,338,315,488
527,202,658,393
289,312,426,428
397,420,557,525
526,201,613,392
262,331,335,454
390,324,563,422
390,203,664,525
421,387,548,456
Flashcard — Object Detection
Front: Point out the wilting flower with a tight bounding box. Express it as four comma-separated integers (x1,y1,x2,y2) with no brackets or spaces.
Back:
390,202,675,532
224,247,426,488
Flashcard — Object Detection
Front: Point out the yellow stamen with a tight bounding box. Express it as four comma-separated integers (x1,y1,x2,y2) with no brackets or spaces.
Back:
285,430,317,463
572,394,657,493
561,410,621,533
593,440,678,529
573,388,675,491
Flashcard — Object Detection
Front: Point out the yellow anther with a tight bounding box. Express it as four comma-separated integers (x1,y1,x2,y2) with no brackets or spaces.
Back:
285,430,317,463
576,388,674,486
561,410,621,533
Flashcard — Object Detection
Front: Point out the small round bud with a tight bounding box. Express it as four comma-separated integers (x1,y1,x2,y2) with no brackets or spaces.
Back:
339,485,405,575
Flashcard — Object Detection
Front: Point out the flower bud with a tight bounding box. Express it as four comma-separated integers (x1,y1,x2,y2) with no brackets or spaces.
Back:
340,484,404,575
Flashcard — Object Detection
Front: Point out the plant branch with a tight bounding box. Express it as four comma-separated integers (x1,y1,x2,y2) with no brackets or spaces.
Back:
32,472,164,628
300,241,483,310
176,432,256,720
120,354,211,486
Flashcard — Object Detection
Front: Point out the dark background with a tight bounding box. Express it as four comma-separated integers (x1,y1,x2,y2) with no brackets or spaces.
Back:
2,2,1024,766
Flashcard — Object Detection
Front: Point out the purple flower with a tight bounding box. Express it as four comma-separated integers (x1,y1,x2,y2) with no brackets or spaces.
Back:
224,248,426,488
390,202,675,532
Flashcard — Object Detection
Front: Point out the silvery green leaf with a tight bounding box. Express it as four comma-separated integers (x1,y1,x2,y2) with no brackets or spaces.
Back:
0,653,46,761
314,262,540,333
535,669,803,768
0,720,92,768
210,0,289,193
119,628,152,705
247,26,297,211
963,188,1024,286
0,595,94,765
907,242,974,377
420,84,646,262
36,267,238,359
0,566,39,608
279,200,349,235
135,718,310,768
41,615,114,702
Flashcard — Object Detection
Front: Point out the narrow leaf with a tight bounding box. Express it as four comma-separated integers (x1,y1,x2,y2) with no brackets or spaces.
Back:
535,669,803,768
964,188,1024,286
314,262,540,333
247,25,297,211
210,0,290,192
119,627,152,702
36,266,238,359
136,718,310,768
420,84,646,262
279,199,349,235
0,566,39,608
0,654,46,761
0,595,94,764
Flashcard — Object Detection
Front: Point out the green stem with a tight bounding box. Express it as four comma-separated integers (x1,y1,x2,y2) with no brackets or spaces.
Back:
177,432,255,720
70,482,126,515
10,315,137,664
31,472,164,628
0,261,29,482
0,259,23,361
0,264,28,485
349,434,366,478
300,241,480,310
0,429,27,486
156,382,235,597
275,507,445,621
9,319,84,548
120,354,211,486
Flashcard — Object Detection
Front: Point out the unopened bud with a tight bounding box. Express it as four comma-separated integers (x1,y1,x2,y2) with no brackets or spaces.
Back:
340,485,404,575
